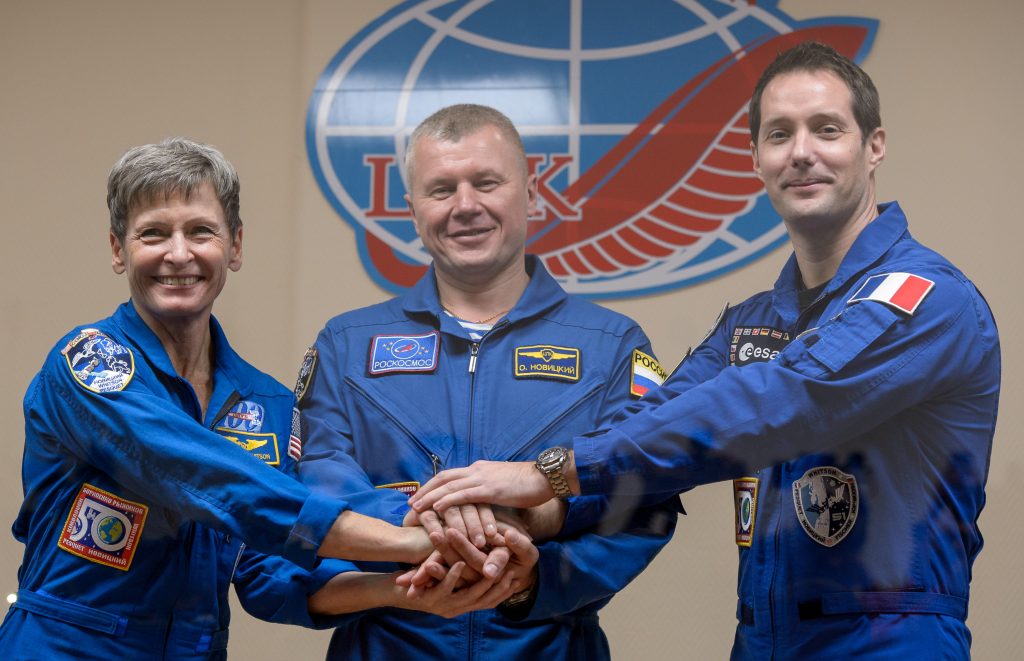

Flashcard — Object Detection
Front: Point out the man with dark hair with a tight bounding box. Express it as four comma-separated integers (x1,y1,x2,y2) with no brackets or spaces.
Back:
412,45,1000,658
293,104,679,659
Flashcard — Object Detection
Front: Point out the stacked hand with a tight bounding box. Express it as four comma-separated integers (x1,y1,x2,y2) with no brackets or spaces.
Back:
394,505,539,618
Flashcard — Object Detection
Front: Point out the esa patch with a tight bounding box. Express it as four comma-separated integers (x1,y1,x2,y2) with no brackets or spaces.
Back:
730,327,790,366
849,272,934,315
293,347,318,402
62,329,134,393
369,332,439,375
630,349,666,397
514,345,580,382
217,428,280,466
734,477,759,547
375,481,420,496
792,466,859,547
288,407,302,460
217,400,265,433
58,483,148,571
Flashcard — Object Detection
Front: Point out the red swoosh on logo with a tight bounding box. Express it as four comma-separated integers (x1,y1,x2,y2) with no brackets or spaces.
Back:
527,25,869,278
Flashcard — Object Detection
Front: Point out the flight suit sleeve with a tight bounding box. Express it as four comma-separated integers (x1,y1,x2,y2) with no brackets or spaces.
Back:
233,549,361,629
518,325,681,621
26,342,346,569
575,270,999,496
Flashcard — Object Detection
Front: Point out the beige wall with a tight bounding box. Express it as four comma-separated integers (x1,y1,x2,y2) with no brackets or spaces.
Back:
1,1,1021,657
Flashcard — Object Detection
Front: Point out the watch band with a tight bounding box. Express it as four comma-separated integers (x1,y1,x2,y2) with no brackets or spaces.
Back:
536,447,572,499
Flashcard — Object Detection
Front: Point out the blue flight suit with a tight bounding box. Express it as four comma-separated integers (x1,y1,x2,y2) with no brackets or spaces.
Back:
296,256,679,660
574,202,1000,659
0,302,347,659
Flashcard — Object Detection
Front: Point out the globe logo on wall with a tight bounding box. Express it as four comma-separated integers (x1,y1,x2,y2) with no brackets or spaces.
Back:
307,0,877,297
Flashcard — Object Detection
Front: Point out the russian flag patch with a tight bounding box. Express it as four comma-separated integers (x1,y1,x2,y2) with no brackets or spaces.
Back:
630,349,667,397
848,272,934,315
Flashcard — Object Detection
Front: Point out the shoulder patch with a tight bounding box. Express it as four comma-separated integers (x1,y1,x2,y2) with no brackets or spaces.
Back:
63,329,134,393
293,347,318,401
848,273,934,315
58,483,148,571
630,349,666,397
514,345,580,382
699,303,729,347
369,332,439,375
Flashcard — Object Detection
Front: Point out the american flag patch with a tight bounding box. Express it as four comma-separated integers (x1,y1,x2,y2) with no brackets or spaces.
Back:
848,273,934,315
288,407,302,460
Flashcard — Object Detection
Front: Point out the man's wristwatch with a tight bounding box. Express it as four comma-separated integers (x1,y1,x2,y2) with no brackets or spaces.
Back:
535,446,572,499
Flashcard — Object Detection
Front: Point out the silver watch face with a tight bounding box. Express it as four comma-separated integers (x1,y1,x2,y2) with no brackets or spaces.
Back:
537,446,568,471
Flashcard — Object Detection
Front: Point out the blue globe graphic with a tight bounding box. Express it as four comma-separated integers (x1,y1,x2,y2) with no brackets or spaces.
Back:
97,515,126,546
307,0,876,297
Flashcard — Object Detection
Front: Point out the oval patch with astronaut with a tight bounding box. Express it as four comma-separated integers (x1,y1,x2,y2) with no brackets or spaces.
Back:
792,466,859,547
62,329,135,393
218,400,265,433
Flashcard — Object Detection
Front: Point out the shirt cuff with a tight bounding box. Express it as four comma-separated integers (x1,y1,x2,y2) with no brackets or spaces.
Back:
281,491,349,569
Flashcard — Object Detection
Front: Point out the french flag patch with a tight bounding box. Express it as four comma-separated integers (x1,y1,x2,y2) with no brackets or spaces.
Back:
848,272,934,315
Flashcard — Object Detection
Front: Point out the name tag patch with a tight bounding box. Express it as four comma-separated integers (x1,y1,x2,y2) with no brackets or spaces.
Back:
630,349,666,397
734,477,759,547
58,483,148,571
376,481,420,496
514,345,580,382
369,332,439,375
792,466,859,547
730,327,790,366
62,329,135,393
848,272,934,315
218,429,281,466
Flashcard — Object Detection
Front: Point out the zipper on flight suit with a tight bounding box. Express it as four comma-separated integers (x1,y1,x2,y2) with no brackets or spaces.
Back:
767,290,832,657
345,377,445,475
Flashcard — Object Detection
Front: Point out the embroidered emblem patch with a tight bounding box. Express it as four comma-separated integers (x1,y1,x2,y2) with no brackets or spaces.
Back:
293,347,318,401
58,483,148,571
849,272,934,315
630,349,667,397
376,481,420,496
792,466,859,547
217,400,265,433
734,477,759,547
514,345,581,382
730,326,790,366
218,428,280,466
288,407,302,461
369,332,439,375
62,329,134,393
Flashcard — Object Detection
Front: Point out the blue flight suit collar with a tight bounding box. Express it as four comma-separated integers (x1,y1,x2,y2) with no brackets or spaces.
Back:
772,201,908,324
400,255,569,325
110,301,254,422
